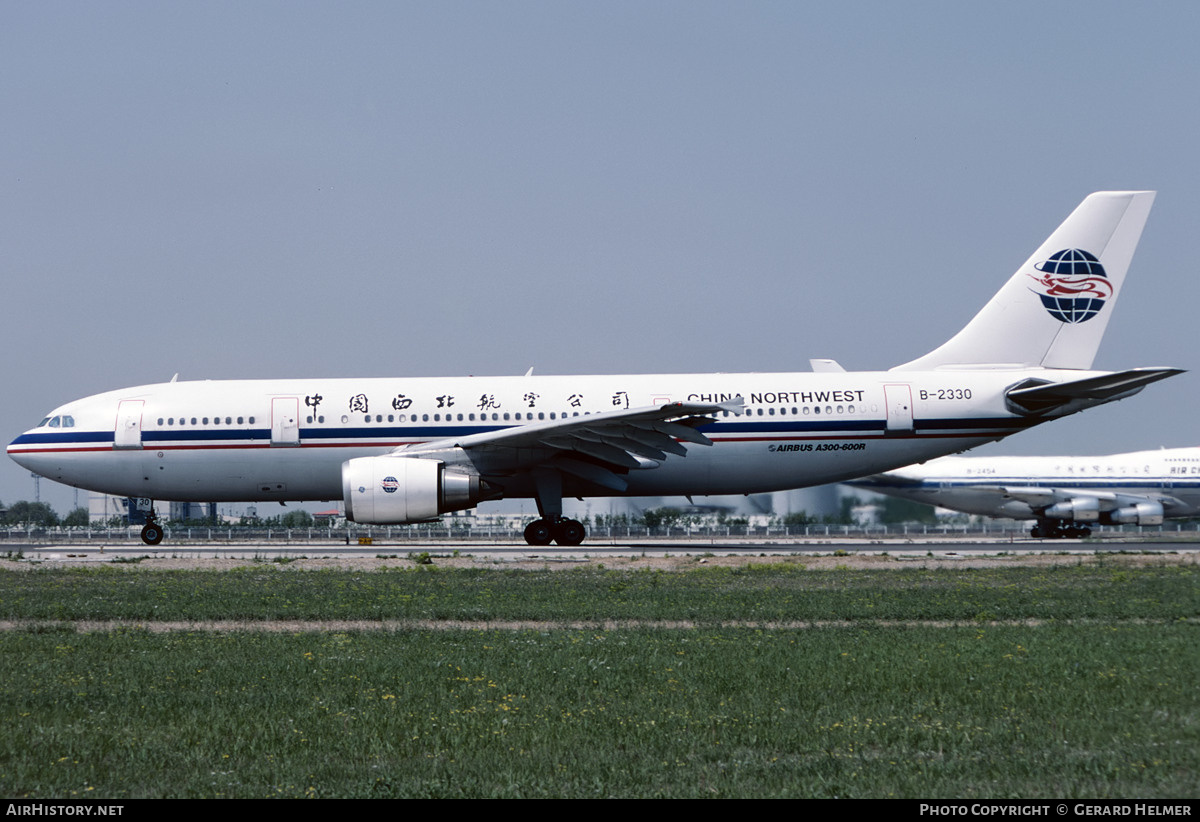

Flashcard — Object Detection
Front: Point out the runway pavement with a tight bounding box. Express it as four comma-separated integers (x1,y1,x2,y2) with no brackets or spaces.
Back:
5,534,1198,563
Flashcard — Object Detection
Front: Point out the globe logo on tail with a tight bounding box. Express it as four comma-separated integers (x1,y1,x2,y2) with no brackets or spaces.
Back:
1027,248,1112,323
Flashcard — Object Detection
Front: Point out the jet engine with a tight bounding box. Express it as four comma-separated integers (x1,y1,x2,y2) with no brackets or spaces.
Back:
1043,497,1100,522
342,456,489,524
1102,501,1164,526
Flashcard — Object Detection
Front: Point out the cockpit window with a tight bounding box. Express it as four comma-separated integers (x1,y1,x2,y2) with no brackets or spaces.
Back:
39,415,75,429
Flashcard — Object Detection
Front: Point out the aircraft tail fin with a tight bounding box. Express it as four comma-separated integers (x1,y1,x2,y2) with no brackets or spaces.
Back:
893,191,1155,371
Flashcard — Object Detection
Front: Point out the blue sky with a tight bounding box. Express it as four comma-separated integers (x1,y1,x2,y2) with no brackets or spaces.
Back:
4,1,1199,513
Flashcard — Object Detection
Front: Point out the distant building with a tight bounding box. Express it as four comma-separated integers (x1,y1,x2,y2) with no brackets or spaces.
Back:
169,502,217,522
88,493,130,525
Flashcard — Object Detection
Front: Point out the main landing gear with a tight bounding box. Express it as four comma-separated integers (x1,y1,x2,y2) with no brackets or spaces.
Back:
523,517,586,547
522,468,587,546
1030,521,1092,540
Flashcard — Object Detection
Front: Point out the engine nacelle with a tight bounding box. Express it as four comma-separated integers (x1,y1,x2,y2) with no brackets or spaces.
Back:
342,456,487,524
1102,501,1164,526
1043,497,1100,522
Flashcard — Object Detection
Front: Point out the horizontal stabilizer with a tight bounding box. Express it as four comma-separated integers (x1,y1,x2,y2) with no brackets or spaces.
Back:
1006,367,1183,415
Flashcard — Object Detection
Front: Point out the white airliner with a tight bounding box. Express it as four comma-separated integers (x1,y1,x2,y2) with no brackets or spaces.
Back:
7,191,1181,546
847,447,1200,539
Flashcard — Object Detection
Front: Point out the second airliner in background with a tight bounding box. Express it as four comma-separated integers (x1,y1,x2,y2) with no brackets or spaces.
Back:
849,446,1200,538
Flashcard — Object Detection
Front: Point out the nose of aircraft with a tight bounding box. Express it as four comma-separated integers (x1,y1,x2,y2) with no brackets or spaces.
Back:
8,429,41,472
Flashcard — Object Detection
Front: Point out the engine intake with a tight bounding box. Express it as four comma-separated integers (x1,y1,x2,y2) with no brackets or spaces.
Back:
342,456,488,524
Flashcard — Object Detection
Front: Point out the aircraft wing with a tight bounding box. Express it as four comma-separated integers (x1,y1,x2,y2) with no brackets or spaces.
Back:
992,486,1188,514
391,398,745,491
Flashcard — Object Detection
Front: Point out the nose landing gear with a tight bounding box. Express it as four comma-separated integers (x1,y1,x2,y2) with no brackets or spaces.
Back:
139,507,165,545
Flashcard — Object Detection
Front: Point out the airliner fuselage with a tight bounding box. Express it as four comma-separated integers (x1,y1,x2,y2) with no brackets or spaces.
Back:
8,369,1059,504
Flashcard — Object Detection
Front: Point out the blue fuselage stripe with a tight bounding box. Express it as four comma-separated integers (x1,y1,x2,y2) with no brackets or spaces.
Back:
11,415,1033,449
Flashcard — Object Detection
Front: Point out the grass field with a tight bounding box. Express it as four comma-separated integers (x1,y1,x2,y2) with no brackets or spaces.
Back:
0,555,1195,798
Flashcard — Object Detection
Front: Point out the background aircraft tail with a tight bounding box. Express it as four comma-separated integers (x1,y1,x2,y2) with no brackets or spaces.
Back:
893,191,1155,371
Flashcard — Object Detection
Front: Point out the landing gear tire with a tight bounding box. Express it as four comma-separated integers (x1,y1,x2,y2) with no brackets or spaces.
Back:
553,519,586,546
523,519,554,546
140,522,164,546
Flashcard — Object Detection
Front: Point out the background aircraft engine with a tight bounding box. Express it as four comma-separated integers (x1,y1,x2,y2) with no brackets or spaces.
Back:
1043,498,1100,522
1103,501,1164,526
342,456,486,524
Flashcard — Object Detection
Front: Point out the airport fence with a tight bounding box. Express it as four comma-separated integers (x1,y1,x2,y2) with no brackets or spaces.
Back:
2,521,1199,544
